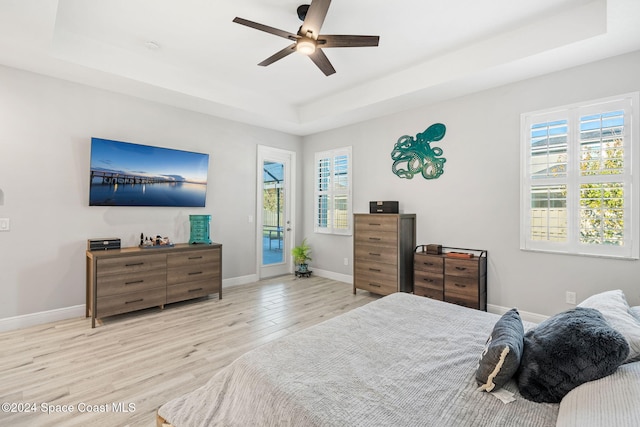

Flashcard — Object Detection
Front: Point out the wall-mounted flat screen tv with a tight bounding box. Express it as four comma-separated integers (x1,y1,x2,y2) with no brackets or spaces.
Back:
89,137,209,207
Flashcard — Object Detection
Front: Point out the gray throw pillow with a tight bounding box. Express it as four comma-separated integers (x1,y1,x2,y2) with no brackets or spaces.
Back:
517,307,629,403
476,308,524,392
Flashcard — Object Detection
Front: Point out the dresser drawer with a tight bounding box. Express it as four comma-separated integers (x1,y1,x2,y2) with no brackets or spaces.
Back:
353,277,397,296
354,230,398,247
355,244,398,265
97,254,166,277
445,258,479,278
96,287,165,318
355,261,397,280
167,264,218,285
414,284,444,301
354,215,398,233
167,279,218,304
96,270,166,297
414,254,443,273
445,292,480,310
414,269,444,291
445,275,478,299
167,249,221,268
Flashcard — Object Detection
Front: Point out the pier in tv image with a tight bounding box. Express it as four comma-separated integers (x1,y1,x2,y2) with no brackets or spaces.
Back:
89,138,209,207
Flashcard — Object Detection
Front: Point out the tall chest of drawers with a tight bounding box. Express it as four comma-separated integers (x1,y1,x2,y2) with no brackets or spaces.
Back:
414,246,487,310
353,213,416,295
86,243,222,327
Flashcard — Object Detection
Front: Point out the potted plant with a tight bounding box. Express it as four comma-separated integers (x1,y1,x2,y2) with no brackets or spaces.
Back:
291,238,312,273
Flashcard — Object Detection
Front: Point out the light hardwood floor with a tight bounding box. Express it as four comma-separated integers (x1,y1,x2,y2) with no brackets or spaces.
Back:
0,275,379,427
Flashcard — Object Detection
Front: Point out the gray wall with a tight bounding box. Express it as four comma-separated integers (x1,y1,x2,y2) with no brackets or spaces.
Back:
301,50,640,316
1,50,639,325
0,65,302,320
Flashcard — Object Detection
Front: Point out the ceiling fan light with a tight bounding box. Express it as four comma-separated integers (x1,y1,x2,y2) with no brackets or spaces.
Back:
296,38,316,55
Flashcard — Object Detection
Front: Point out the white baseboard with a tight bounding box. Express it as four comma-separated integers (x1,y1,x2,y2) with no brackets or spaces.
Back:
311,268,353,284
305,271,549,323
298,271,551,323
487,304,548,324
0,305,85,333
0,274,259,333
0,274,548,333
223,274,258,288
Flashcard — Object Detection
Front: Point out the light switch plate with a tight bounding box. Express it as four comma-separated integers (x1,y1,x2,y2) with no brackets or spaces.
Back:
0,218,10,231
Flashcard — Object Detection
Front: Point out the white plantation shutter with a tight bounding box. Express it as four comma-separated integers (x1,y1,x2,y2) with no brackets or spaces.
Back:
521,93,639,259
315,147,352,235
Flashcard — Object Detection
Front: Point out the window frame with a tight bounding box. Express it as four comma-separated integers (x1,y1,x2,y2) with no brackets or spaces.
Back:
314,146,352,236
520,92,639,259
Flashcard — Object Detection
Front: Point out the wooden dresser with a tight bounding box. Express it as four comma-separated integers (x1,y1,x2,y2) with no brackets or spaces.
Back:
86,243,222,327
414,246,487,310
353,213,416,296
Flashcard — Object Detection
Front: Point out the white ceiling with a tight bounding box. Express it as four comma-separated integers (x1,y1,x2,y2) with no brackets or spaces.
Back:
1,0,639,135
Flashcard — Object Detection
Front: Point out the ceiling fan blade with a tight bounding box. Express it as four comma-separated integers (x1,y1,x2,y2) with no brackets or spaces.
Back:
309,49,336,76
233,17,298,41
258,44,297,66
318,35,380,48
300,0,331,39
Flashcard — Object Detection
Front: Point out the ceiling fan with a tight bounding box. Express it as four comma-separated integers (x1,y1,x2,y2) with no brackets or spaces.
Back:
233,0,379,76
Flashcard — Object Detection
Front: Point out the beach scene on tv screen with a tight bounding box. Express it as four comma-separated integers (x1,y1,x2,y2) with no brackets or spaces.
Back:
89,138,209,207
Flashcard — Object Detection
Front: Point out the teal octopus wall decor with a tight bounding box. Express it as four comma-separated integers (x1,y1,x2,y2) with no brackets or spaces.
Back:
391,123,447,180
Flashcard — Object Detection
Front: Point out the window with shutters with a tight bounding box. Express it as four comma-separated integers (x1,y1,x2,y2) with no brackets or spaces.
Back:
315,147,352,235
521,92,639,259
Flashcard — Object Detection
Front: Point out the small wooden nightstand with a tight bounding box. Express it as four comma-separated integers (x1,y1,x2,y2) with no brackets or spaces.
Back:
414,246,487,311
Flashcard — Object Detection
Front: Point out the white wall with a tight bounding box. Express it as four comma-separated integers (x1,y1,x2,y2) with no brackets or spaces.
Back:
302,50,640,316
0,65,302,321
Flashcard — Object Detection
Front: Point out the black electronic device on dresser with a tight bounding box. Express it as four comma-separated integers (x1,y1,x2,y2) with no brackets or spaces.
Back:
87,238,121,251
369,201,399,214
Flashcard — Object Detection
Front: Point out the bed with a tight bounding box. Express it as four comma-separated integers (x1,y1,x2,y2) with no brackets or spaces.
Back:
157,291,640,427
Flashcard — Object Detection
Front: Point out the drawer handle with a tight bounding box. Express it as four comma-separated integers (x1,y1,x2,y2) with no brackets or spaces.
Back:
455,267,467,271
454,283,466,288
125,299,144,304
188,256,204,260
188,288,204,293
369,268,381,272
126,262,144,267
368,223,382,226
423,262,434,266
188,271,203,276
368,237,381,241
368,252,381,256
369,283,381,288
422,278,434,283
125,280,144,285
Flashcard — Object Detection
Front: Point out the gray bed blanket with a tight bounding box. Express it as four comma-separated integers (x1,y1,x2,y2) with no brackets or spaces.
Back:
159,292,558,426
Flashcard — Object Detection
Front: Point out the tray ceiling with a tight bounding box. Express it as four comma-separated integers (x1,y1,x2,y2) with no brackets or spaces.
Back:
0,0,639,135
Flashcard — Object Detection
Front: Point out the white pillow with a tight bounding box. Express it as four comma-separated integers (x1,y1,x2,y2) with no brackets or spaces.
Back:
578,290,640,362
631,306,640,321
556,361,640,427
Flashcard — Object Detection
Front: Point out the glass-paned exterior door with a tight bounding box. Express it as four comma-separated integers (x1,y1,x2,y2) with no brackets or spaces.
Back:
257,146,295,278
262,161,284,265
